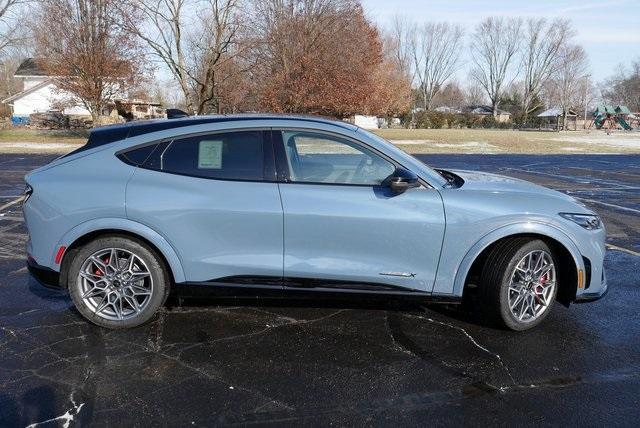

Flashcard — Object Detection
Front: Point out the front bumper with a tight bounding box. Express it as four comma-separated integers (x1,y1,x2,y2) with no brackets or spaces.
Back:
27,257,61,290
575,270,608,303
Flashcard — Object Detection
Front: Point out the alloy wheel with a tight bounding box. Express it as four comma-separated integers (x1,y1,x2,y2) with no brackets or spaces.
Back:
507,250,556,323
77,248,154,321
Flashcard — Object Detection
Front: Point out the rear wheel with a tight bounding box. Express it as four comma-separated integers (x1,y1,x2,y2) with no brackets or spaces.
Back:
479,238,557,331
68,235,170,329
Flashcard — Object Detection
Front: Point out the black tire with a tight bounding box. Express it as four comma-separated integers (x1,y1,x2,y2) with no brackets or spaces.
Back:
68,235,170,329
479,238,557,331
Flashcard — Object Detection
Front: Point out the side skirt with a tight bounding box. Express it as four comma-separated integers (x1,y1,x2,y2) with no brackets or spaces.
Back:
175,276,461,304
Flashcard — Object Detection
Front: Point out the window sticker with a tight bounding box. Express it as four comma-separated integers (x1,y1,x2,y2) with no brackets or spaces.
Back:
198,140,223,169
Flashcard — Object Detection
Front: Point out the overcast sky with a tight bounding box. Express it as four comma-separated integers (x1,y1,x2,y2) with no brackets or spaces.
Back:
363,0,640,79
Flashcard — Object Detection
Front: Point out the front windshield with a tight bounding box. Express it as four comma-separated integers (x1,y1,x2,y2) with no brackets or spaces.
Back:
356,128,448,188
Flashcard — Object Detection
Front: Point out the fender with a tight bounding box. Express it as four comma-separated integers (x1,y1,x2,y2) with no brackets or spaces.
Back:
451,221,585,297
54,217,187,283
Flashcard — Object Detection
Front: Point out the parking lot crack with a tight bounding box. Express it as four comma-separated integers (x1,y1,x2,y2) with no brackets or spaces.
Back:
409,311,516,387
25,392,85,428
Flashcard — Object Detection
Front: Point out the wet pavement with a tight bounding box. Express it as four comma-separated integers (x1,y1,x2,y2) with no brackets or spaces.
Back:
0,153,639,426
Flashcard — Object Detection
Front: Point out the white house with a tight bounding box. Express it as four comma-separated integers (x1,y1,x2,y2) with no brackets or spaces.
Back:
2,59,164,124
3,59,91,122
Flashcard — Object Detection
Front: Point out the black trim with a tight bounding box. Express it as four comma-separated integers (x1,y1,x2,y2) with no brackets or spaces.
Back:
27,258,62,290
582,256,592,290
282,276,415,292
574,283,608,303
176,275,461,303
65,115,356,159
214,275,283,287
262,130,278,182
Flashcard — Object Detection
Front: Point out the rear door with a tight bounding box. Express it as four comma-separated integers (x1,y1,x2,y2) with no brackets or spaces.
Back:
274,129,445,293
125,129,284,286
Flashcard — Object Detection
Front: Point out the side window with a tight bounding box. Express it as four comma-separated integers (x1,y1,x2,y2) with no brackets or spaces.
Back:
142,131,265,181
118,143,158,166
280,131,395,185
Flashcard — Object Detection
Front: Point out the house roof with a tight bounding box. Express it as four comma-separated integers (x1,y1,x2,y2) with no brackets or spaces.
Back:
14,58,47,77
464,105,511,115
434,106,462,114
537,108,578,118
2,78,53,103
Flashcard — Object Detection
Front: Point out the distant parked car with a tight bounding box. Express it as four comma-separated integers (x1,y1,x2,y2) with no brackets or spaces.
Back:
23,115,607,330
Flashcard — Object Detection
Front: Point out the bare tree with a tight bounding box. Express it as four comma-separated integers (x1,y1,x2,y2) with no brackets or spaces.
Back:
0,0,29,56
387,15,413,82
185,0,245,114
521,18,572,122
470,17,522,118
122,0,193,111
464,82,486,106
602,58,640,111
33,0,148,121
125,0,244,114
409,22,464,110
554,44,589,128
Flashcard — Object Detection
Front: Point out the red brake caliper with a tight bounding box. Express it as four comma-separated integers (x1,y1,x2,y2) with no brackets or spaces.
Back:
95,256,109,276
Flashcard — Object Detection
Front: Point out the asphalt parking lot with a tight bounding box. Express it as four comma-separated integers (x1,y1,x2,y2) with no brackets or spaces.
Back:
1,153,639,426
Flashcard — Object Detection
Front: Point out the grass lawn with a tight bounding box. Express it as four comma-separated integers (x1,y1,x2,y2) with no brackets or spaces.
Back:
0,128,86,153
0,128,87,143
374,128,640,154
0,126,639,154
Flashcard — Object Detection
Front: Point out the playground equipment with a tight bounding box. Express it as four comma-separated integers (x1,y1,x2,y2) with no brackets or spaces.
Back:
590,105,635,132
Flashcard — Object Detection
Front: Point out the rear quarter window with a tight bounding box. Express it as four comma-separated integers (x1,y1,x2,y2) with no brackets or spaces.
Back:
117,144,158,166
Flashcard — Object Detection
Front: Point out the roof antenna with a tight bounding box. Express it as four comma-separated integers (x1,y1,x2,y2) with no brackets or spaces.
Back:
166,108,190,119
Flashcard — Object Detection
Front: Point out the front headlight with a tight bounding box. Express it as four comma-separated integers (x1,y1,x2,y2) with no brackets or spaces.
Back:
559,212,602,230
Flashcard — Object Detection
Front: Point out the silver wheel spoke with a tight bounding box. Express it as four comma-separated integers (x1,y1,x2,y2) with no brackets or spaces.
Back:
510,293,524,310
535,263,554,278
94,295,110,314
82,286,105,299
90,256,107,273
129,272,151,282
130,284,152,296
123,295,141,313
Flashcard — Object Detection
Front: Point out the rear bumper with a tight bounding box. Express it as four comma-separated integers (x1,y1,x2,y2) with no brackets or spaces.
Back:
27,257,61,290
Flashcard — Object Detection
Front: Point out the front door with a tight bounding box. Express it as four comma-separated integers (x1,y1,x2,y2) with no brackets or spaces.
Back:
274,130,445,293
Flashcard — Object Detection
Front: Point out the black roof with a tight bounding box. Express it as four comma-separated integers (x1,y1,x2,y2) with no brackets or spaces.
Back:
14,58,47,76
66,114,356,158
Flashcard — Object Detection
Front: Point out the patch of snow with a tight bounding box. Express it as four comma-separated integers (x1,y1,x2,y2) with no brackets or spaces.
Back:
391,139,435,145
392,140,501,152
0,142,81,149
550,133,640,148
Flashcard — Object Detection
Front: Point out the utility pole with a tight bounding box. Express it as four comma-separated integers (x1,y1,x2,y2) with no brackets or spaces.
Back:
583,74,591,130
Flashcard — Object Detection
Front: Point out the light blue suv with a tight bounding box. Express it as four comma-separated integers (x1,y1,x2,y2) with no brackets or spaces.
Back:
23,115,607,330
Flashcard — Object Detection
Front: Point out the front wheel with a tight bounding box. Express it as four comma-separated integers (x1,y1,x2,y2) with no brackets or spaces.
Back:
479,238,558,331
68,235,170,329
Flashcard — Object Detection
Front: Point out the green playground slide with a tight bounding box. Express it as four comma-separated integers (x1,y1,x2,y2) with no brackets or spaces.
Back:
594,114,605,129
617,116,633,130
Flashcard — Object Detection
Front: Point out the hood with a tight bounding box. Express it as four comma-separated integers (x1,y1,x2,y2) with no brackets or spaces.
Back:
450,169,576,202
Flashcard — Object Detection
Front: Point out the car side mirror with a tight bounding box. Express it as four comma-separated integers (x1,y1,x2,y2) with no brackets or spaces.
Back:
384,167,420,194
